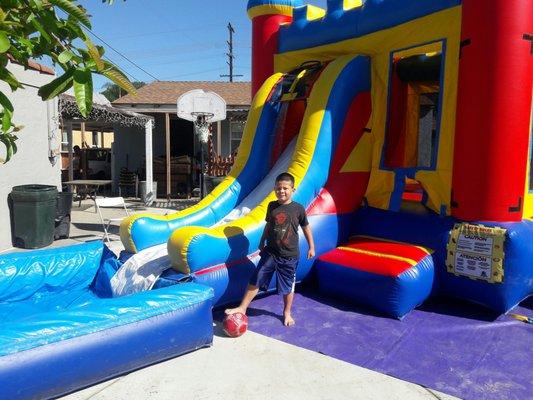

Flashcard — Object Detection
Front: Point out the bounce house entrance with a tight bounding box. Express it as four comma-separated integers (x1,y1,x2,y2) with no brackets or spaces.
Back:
382,45,443,209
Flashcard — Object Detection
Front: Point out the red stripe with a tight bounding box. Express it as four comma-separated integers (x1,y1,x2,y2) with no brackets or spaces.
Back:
330,92,372,175
346,237,429,261
318,248,414,277
307,92,372,216
195,250,261,276
307,171,370,215
271,100,306,167
402,192,423,202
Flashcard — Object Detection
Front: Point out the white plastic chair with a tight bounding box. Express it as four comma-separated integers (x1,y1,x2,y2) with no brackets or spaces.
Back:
95,197,130,242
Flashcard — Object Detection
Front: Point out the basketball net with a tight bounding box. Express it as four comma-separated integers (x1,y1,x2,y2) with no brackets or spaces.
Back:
193,113,213,144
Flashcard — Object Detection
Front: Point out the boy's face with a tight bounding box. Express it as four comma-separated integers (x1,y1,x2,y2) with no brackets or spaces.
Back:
274,179,295,204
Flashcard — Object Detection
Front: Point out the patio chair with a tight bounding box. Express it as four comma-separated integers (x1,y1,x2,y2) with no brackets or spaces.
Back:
118,169,139,198
95,197,130,242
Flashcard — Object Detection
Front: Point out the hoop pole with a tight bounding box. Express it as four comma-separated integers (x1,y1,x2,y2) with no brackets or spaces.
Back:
200,141,205,199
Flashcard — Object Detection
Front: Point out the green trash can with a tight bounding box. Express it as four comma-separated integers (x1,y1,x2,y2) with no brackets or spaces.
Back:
10,184,58,249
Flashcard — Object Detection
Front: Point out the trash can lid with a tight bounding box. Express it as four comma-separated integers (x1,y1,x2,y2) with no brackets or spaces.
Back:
12,184,58,193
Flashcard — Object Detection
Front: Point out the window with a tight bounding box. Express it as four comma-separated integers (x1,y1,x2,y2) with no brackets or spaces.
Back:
230,121,244,155
92,131,99,147
61,128,69,152
383,43,443,171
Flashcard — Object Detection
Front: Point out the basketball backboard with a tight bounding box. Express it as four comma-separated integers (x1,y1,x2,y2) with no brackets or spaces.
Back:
177,89,226,122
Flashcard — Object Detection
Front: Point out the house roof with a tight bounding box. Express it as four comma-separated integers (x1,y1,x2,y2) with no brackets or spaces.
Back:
59,93,153,131
8,55,55,75
113,81,252,106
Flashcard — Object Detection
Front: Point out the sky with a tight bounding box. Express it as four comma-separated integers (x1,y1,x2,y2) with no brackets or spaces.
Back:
76,0,328,92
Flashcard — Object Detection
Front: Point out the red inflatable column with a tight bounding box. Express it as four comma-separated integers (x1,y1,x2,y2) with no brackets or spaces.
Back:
451,0,533,222
247,1,298,97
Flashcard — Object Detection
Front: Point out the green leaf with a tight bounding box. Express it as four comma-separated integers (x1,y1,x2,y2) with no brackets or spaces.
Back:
73,68,92,117
65,17,84,38
0,31,9,53
29,16,52,43
2,107,12,132
10,135,17,154
102,68,137,96
58,49,73,63
49,0,91,28
0,68,22,90
38,67,75,100
85,39,104,70
0,133,15,163
0,90,13,112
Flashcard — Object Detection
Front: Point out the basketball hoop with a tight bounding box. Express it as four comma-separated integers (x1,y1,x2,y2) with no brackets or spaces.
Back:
191,112,214,144
177,90,226,199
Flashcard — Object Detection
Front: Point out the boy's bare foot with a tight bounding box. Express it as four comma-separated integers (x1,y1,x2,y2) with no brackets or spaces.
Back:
225,307,246,315
284,313,295,326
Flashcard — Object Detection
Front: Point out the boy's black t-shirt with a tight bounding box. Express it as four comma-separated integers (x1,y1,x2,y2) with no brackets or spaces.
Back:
265,200,309,258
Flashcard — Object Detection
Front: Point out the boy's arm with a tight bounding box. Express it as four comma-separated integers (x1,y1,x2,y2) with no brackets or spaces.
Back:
302,224,315,259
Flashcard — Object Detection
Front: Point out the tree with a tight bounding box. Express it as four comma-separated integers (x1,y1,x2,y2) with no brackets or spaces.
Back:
0,0,136,163
101,81,144,102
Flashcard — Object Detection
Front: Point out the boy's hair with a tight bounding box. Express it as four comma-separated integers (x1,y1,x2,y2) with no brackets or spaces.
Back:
275,172,295,187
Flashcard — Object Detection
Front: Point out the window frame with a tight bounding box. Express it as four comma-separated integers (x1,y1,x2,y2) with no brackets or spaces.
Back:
380,39,447,173
229,120,244,155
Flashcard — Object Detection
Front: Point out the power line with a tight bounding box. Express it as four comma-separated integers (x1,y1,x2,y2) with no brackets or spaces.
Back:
162,67,226,80
125,43,221,59
110,18,231,40
141,54,225,67
83,26,160,81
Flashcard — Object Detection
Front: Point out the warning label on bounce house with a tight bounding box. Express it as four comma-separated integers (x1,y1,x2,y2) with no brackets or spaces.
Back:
447,223,506,283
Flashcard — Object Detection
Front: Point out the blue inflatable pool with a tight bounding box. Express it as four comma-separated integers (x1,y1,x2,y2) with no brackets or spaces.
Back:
0,241,214,400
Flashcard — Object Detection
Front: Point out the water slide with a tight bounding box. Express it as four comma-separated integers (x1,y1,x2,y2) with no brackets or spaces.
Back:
117,55,372,302
120,71,293,253
167,55,371,272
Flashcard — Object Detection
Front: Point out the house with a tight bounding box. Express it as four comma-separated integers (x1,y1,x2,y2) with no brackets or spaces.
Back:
112,81,251,198
58,92,151,183
58,91,116,175
0,59,61,251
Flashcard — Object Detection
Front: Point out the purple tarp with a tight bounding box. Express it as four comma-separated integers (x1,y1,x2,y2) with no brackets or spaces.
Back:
217,290,533,400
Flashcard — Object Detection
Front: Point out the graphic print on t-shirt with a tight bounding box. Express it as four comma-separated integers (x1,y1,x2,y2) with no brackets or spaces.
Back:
273,211,292,247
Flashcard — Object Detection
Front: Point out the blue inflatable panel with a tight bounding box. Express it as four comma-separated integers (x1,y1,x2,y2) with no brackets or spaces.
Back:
0,240,103,303
0,288,213,400
0,284,213,357
278,0,461,53
247,0,304,11
0,242,214,400
439,219,533,313
316,255,434,319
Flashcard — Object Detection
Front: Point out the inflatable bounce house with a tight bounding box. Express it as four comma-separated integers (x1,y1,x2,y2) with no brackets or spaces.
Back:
1,0,531,398
120,0,533,318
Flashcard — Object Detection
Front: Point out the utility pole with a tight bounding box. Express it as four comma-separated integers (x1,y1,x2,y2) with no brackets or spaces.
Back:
220,22,243,82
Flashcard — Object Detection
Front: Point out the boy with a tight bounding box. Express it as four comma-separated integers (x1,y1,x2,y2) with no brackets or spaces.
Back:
225,172,315,326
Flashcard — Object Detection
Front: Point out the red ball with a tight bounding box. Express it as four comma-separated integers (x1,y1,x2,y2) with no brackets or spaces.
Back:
223,312,248,337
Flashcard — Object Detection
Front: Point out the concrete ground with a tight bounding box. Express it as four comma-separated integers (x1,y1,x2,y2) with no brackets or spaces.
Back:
3,197,459,400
